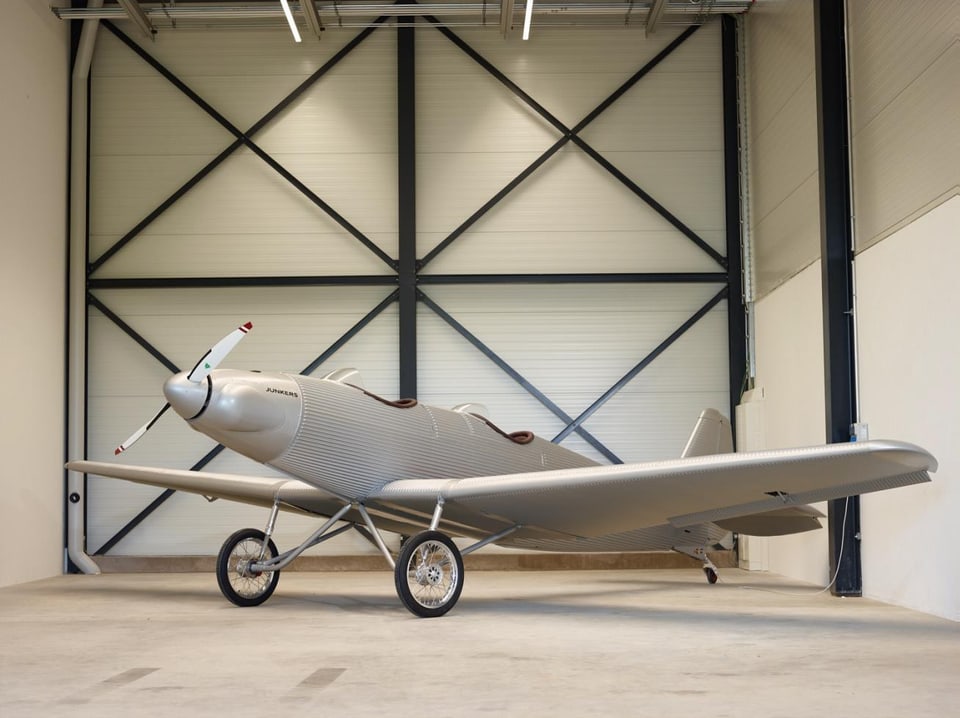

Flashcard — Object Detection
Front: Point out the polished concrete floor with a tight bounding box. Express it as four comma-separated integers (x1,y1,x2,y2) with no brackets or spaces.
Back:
2,568,958,717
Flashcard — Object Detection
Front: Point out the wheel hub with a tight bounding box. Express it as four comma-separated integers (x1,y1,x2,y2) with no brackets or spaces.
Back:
415,562,445,586
235,558,261,578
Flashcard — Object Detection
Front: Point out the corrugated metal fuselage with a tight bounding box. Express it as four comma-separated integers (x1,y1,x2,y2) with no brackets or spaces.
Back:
180,370,729,551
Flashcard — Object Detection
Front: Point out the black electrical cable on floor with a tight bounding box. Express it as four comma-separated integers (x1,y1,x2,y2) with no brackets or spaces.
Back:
732,495,852,597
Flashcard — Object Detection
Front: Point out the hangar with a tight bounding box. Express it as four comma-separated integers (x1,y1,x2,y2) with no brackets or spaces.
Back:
2,0,958,711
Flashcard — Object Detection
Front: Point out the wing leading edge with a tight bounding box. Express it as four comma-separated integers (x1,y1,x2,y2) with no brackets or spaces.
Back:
66,460,345,518
370,440,936,538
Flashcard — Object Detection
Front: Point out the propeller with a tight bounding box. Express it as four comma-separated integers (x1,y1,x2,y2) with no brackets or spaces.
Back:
187,321,252,383
114,321,253,455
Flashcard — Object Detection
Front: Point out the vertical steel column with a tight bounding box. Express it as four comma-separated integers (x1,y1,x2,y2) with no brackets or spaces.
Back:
397,15,417,398
721,14,747,434
814,0,861,596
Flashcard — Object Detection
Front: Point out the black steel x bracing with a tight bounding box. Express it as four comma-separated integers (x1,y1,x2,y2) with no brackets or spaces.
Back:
418,290,623,464
89,18,394,276
552,285,729,443
419,20,725,271
91,289,400,554
87,294,180,374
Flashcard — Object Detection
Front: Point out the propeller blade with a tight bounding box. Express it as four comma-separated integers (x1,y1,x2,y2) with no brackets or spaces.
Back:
186,321,253,383
115,403,171,455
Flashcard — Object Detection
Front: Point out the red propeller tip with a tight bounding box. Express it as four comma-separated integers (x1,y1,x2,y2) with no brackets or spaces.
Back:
242,322,253,331
114,447,124,455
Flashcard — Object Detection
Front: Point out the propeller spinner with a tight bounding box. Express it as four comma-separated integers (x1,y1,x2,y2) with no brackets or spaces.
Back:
114,322,253,455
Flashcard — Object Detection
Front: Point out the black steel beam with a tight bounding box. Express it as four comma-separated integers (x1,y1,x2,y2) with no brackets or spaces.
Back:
419,290,623,464
418,136,570,268
94,444,226,555
553,286,728,443
721,15,748,432
89,276,398,290
300,289,400,376
568,137,727,268
90,273,728,289
418,273,728,285
814,0,861,596
570,25,699,133
88,294,179,374
398,14,418,398
91,20,393,274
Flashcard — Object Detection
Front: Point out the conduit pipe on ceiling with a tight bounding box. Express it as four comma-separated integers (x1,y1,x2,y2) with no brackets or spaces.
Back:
67,0,104,576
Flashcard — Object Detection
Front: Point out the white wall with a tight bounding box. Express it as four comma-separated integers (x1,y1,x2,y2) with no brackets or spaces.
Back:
744,0,959,620
749,262,830,586
846,0,959,621
743,1,830,586
856,197,960,621
745,0,819,297
0,1,69,587
847,0,959,250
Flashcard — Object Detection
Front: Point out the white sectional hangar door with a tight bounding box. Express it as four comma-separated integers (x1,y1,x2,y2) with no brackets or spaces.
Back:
79,14,744,559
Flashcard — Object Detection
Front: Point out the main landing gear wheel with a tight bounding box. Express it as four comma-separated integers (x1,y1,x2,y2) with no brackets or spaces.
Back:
216,528,280,607
704,566,719,584
395,531,464,618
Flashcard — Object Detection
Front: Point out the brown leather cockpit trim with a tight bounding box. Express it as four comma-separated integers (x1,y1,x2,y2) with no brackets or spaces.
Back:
348,384,418,409
467,413,535,445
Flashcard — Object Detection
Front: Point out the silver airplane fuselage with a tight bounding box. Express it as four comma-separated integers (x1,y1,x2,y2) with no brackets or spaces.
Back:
165,369,597,498
163,369,730,551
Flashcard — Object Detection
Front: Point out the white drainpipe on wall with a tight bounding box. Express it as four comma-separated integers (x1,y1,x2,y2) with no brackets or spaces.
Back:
67,0,104,575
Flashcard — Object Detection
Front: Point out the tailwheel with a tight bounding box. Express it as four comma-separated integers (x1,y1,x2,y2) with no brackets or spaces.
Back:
216,528,280,607
395,531,464,618
704,566,719,585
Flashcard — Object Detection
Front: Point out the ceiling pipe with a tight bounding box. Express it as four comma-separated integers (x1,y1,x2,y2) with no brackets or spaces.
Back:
54,1,755,23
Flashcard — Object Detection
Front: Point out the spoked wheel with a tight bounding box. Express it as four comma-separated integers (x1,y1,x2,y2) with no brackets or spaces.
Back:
395,531,464,618
216,528,280,607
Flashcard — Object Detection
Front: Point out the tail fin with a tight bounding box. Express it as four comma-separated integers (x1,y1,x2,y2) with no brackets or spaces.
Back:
681,409,733,458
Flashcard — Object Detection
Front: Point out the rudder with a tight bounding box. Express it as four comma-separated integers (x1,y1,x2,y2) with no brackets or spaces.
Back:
680,409,733,458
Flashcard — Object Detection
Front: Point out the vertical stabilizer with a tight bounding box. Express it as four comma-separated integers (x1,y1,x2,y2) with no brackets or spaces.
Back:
681,409,733,458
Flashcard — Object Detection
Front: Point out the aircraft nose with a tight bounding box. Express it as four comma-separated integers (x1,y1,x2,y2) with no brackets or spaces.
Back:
163,372,209,420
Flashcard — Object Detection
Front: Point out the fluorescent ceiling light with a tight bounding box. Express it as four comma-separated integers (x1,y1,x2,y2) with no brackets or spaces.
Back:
280,0,302,42
522,0,534,40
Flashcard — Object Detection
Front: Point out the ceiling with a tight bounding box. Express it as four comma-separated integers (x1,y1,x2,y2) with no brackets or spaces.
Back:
55,0,756,37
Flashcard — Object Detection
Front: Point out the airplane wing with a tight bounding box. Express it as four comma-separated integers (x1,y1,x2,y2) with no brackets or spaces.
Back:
369,440,936,538
66,460,345,518
71,440,935,540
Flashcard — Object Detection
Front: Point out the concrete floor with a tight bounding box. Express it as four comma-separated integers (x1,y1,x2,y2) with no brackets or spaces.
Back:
2,569,958,718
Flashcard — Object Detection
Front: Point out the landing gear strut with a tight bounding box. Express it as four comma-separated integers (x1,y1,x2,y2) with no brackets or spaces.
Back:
674,545,720,585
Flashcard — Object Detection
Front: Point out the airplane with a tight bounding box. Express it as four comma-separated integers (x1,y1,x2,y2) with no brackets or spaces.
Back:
68,322,938,617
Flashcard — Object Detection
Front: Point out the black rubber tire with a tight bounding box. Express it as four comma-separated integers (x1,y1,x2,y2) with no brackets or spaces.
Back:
395,531,464,618
704,566,719,585
216,528,280,607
